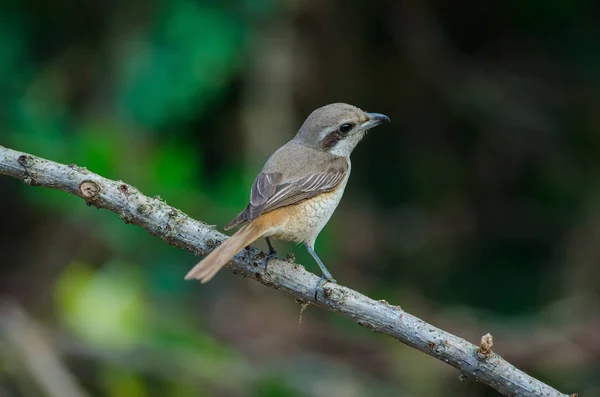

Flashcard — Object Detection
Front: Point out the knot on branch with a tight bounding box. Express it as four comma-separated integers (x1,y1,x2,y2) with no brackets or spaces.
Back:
79,180,100,199
17,154,38,185
18,154,33,167
477,333,494,360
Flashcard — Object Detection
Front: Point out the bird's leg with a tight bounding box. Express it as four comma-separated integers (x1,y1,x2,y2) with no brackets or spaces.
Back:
304,244,337,300
266,237,278,258
263,237,278,274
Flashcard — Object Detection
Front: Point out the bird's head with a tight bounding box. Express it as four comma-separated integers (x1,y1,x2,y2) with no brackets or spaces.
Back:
294,103,390,156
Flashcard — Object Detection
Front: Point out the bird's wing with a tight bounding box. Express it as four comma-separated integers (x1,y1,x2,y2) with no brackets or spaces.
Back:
224,155,348,229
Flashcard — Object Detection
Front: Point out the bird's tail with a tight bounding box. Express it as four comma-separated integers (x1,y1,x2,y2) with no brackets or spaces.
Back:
184,222,264,283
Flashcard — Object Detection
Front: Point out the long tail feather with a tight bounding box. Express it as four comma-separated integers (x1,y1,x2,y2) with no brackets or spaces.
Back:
185,223,263,283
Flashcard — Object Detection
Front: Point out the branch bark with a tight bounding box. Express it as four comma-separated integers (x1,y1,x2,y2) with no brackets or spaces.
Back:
0,145,573,397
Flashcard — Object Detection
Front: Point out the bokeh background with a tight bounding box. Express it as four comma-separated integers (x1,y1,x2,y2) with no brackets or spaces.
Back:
1,0,599,396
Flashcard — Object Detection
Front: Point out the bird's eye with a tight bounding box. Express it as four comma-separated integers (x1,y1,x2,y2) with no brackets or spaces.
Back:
338,123,354,134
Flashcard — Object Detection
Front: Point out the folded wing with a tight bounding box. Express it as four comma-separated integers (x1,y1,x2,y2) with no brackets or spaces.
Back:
225,157,348,230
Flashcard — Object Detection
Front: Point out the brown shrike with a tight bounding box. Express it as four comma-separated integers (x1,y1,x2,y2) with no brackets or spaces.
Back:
185,103,390,294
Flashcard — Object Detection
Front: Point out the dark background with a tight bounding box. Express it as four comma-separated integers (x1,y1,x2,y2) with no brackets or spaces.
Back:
1,0,599,396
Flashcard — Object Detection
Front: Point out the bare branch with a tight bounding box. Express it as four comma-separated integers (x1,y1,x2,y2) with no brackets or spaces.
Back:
0,146,573,397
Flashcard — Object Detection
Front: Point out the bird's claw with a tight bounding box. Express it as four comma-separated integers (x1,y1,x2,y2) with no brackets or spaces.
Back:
313,274,337,300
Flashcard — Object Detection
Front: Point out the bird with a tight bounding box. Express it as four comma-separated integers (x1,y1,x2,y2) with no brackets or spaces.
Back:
185,103,390,294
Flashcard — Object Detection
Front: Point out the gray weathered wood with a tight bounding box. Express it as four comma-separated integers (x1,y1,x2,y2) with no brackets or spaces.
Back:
0,145,573,397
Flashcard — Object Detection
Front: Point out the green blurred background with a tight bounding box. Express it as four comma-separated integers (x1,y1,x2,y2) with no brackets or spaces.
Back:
1,0,599,396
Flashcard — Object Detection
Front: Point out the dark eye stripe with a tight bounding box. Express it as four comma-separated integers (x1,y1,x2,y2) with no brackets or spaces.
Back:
321,131,343,151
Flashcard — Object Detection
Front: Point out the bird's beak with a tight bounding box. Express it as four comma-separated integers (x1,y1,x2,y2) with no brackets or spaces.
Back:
362,113,391,130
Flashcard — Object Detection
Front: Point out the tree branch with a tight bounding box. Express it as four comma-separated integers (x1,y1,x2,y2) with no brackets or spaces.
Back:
0,145,574,397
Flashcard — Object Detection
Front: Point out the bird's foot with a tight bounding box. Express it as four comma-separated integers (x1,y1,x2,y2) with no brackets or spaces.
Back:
313,274,337,300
